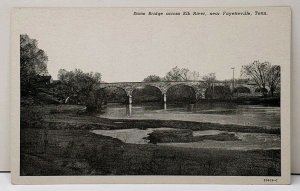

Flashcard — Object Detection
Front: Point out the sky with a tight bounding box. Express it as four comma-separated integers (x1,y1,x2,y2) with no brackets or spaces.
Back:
16,8,290,82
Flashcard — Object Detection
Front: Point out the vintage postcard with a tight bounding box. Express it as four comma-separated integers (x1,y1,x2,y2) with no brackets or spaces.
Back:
11,7,291,184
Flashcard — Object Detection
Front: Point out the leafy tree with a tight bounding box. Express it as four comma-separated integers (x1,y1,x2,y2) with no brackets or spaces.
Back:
164,66,201,81
57,69,102,112
143,75,162,82
20,34,48,96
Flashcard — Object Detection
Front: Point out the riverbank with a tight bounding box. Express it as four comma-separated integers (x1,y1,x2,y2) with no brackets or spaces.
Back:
20,104,281,176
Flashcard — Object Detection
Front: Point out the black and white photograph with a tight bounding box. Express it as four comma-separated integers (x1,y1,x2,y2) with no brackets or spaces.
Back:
10,7,291,184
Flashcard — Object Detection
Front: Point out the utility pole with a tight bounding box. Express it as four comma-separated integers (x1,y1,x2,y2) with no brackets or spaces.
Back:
231,67,235,91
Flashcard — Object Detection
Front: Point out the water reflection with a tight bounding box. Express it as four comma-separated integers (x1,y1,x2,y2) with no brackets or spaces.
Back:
187,104,194,111
100,102,280,128
126,104,132,117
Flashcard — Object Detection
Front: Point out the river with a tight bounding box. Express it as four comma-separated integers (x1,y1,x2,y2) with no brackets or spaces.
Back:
99,102,280,129
93,102,280,150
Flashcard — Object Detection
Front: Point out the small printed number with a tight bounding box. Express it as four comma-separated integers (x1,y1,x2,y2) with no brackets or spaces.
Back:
264,179,278,182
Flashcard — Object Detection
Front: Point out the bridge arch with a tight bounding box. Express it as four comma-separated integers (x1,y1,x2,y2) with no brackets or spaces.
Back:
205,85,231,99
234,86,251,94
255,87,268,94
98,81,257,104
131,85,163,103
166,84,197,103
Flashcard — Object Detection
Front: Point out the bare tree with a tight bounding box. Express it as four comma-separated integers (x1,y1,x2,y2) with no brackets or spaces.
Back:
164,66,201,81
202,73,216,99
266,65,280,96
241,60,270,96
187,70,201,81
202,72,216,83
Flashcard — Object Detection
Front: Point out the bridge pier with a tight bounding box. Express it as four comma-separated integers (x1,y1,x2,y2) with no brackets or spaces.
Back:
163,93,167,103
126,104,132,116
128,95,132,104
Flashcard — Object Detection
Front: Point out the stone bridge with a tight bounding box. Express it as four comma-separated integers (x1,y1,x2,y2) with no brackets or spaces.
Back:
98,81,259,104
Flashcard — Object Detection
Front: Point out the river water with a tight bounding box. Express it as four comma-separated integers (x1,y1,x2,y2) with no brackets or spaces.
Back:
93,102,280,150
99,102,280,128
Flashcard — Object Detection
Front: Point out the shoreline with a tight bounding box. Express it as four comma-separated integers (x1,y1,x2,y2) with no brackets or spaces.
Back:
41,115,280,134
20,103,281,134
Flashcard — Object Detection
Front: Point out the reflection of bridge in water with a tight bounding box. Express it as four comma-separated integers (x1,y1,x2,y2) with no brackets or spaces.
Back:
124,101,168,117
98,81,259,104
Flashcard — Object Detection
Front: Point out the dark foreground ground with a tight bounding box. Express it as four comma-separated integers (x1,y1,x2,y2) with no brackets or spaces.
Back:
20,104,281,176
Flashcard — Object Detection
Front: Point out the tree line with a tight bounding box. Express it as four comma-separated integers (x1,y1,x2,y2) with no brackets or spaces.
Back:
20,34,102,111
143,66,216,83
20,34,280,112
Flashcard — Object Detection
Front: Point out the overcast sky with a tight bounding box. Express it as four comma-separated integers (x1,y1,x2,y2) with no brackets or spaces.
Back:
16,8,289,82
